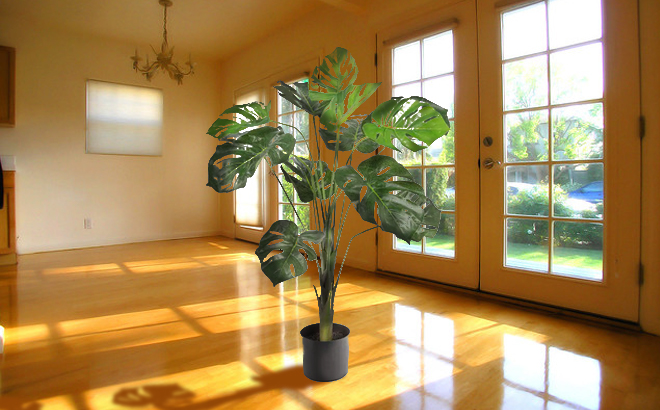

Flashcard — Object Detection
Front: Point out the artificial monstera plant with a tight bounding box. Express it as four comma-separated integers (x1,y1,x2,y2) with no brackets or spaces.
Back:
207,48,450,342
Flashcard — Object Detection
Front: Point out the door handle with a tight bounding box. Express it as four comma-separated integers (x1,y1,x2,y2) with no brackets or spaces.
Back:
483,158,501,169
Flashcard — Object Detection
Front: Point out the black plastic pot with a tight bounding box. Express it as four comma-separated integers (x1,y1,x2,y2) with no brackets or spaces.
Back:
300,323,350,382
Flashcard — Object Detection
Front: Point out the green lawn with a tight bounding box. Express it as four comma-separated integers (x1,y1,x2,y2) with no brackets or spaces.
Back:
420,235,602,270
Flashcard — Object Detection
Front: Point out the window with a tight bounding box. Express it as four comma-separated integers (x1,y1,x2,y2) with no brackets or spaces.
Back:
86,80,163,156
390,30,456,258
276,78,310,228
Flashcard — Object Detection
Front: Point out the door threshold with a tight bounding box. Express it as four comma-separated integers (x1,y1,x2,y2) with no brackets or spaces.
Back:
376,269,642,333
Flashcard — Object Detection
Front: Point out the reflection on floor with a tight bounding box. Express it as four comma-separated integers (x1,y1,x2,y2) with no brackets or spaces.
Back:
0,236,658,409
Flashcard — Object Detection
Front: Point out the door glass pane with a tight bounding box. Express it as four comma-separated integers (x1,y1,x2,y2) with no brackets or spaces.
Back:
393,42,421,85
426,167,455,211
505,110,549,162
423,75,455,118
503,56,548,111
393,82,422,98
548,0,602,49
423,31,454,77
550,43,603,105
391,29,456,259
552,103,603,160
501,0,605,281
506,218,549,272
427,214,455,257
426,122,455,165
501,2,547,60
553,163,603,219
506,165,550,216
553,221,603,281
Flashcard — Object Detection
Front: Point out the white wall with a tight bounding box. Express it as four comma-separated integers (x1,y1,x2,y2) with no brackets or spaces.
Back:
0,14,221,254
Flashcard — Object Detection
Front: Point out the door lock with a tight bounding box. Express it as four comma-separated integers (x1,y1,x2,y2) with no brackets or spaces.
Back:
483,158,501,169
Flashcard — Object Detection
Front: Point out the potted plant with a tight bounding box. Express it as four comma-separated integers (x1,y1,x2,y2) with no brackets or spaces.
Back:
206,47,450,382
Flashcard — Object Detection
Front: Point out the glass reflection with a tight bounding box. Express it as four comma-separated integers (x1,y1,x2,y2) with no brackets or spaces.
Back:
503,334,601,410
394,304,454,408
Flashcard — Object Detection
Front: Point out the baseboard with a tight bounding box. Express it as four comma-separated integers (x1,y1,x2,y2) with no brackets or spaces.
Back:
18,230,223,255
376,269,643,334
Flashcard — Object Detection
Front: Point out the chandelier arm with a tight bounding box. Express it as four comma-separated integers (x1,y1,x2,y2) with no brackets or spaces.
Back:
135,60,161,74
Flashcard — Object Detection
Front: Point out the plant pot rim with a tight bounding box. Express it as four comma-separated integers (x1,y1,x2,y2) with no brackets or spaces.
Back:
300,322,350,342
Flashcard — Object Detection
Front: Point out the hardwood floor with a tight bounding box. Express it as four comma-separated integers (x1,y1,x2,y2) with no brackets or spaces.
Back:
0,236,658,409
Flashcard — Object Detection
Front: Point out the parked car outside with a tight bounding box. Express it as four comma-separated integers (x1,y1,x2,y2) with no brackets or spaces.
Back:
568,181,603,203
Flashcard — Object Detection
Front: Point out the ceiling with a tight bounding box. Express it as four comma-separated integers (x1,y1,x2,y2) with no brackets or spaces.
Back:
0,0,371,61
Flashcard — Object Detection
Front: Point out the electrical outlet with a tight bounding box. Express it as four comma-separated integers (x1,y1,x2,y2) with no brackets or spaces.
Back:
84,218,92,229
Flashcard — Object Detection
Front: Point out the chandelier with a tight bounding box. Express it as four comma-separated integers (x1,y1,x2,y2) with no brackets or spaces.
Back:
131,0,194,84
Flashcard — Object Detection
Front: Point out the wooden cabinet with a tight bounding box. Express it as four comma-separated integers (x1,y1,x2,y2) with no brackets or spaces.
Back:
0,46,15,127
0,171,16,265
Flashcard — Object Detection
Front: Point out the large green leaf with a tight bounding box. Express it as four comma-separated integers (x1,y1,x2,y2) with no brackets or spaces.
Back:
320,117,379,153
274,81,326,117
335,155,441,243
309,47,380,132
207,102,271,139
207,127,295,193
362,96,450,152
281,157,335,202
255,220,324,286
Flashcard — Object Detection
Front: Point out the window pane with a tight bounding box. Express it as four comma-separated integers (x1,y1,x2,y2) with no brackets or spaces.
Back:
296,205,310,229
394,139,422,166
423,31,453,78
294,111,309,141
501,2,547,60
550,43,603,105
393,82,421,98
279,93,294,114
503,55,548,111
395,237,422,253
426,167,455,211
423,75,454,118
425,122,455,165
548,0,602,49
505,110,549,162
553,163,603,219
426,213,455,257
506,165,550,216
506,218,549,272
393,42,421,85
552,103,603,160
279,178,294,203
294,141,309,158
553,221,603,281
280,203,294,222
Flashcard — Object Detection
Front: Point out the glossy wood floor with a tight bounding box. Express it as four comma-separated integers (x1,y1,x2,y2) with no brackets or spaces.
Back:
0,237,659,410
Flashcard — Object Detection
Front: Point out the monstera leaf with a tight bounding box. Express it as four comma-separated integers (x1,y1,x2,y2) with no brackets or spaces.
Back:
320,118,380,153
255,221,324,286
274,81,326,117
281,157,335,202
362,96,450,152
335,155,441,243
207,127,295,193
309,48,380,132
207,102,271,139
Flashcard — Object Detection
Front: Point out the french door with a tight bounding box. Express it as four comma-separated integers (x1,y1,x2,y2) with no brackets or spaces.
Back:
377,0,640,321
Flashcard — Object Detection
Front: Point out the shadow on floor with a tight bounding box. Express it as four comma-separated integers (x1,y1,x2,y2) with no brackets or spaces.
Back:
113,365,316,410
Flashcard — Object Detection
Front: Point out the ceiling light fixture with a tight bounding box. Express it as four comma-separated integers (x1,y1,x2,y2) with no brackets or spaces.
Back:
131,0,194,84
